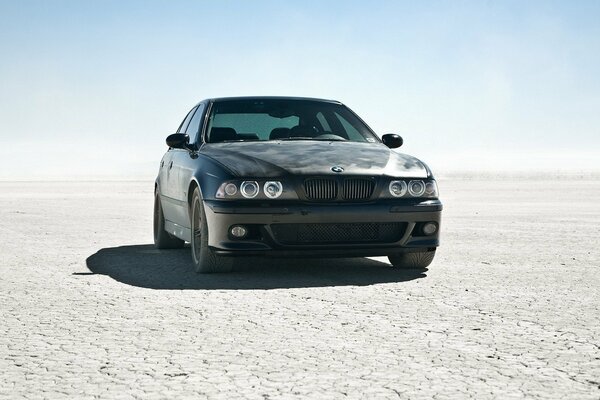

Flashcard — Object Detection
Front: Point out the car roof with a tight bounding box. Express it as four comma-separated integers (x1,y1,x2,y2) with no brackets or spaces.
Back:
200,96,343,105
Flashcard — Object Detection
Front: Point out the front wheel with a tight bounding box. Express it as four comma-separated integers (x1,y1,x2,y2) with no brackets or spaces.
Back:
190,188,233,273
388,250,436,269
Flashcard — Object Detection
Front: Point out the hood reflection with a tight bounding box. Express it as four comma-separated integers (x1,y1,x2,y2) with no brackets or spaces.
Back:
200,141,428,178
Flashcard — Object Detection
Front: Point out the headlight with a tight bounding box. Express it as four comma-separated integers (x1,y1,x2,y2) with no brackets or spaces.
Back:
383,179,438,199
408,180,425,197
240,181,259,198
215,182,231,198
215,180,296,200
424,181,438,197
263,181,283,198
389,180,407,197
224,183,237,196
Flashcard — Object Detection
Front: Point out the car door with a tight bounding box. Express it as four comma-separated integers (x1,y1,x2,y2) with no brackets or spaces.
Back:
160,106,197,226
167,103,206,230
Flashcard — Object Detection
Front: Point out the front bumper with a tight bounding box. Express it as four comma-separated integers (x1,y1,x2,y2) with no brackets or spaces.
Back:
203,199,442,257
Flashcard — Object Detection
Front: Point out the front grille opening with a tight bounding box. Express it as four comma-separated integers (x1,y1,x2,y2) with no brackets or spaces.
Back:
342,178,375,200
270,222,407,245
303,176,376,201
304,178,337,200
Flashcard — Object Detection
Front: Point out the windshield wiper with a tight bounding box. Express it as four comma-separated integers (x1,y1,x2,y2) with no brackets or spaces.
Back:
279,137,347,142
278,137,317,141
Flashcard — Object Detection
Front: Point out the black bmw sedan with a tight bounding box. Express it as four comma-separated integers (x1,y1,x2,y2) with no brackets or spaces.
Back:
154,97,442,273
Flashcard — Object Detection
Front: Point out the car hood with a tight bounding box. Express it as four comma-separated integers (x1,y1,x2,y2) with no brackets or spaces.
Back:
200,141,430,178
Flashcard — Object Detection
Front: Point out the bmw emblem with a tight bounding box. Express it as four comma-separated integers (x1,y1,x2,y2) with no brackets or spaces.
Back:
331,166,344,173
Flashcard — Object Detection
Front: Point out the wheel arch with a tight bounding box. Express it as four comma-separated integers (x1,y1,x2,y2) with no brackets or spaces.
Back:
186,154,235,208
187,178,200,208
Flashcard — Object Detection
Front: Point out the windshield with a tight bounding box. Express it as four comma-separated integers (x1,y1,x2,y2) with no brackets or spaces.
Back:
206,99,379,143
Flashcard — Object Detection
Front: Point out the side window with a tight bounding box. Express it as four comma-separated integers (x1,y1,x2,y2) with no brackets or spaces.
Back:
177,107,197,133
185,103,206,142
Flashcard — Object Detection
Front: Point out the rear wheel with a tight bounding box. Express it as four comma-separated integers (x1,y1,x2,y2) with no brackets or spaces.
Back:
190,188,233,273
154,190,185,249
388,250,436,269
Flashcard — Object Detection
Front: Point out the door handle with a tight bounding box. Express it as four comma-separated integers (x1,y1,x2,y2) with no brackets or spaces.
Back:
160,160,164,168
168,161,173,170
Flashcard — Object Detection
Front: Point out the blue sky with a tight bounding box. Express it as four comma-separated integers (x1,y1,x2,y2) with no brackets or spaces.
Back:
1,1,599,178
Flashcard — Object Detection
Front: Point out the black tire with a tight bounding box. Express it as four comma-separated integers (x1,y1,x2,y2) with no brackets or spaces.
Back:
388,250,436,269
154,190,185,249
190,188,233,273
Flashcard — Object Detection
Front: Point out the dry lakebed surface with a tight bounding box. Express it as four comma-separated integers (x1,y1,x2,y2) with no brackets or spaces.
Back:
1,175,599,399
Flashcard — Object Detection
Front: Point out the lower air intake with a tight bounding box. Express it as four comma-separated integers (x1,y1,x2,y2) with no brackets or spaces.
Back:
270,222,406,245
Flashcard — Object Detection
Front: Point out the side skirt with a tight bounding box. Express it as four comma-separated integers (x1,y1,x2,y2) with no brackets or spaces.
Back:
165,220,191,242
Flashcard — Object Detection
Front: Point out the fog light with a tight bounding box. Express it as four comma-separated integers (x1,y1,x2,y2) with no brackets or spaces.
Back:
422,222,438,235
230,225,248,238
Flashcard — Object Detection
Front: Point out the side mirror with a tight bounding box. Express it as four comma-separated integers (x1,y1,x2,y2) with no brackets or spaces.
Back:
166,133,189,149
382,134,403,149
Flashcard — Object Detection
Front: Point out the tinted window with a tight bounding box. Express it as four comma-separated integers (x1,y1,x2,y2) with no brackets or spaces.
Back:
211,113,298,138
335,111,367,142
177,106,197,133
185,103,206,142
206,99,377,143
316,112,331,131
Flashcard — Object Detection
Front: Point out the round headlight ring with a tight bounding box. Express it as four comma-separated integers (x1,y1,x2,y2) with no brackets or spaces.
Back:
224,183,238,196
263,181,283,199
408,180,426,197
389,180,407,197
240,181,259,198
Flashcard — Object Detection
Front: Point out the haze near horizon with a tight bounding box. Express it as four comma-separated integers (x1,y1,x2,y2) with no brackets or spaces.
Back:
0,1,599,179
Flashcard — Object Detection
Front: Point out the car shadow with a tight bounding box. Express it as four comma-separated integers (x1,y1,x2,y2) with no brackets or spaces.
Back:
83,244,427,290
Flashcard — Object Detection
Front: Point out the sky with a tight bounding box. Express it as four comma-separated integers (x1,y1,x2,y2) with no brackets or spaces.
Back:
0,0,599,179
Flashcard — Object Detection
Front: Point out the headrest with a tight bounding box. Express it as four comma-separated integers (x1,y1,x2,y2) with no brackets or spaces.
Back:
290,125,313,137
210,127,238,143
269,127,291,140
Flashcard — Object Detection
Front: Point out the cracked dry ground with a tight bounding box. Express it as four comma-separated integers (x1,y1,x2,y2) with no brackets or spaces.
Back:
1,177,599,399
